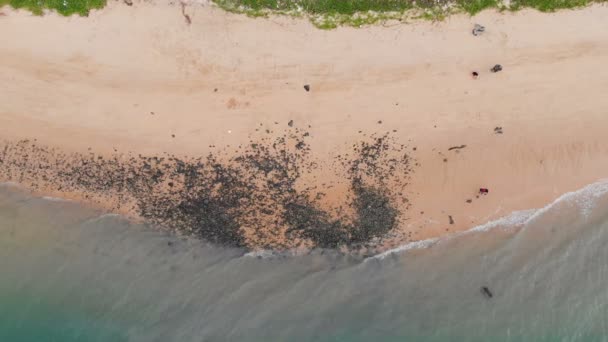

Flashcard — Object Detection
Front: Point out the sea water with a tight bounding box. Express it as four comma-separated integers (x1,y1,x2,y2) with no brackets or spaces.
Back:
1,182,608,341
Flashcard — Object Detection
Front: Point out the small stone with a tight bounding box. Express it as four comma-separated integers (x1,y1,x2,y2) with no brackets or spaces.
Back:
303,84,310,92
472,24,485,36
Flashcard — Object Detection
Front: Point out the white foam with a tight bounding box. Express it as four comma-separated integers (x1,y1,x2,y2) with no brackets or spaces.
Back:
243,248,309,259
467,209,536,233
243,249,277,259
0,181,23,188
524,179,608,225
367,238,438,261
41,196,73,202
367,179,608,261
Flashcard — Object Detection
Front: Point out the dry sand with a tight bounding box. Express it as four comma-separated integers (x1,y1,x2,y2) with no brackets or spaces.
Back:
2,2,608,251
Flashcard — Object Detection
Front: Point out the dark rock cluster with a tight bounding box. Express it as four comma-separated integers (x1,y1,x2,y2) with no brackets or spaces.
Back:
0,127,414,251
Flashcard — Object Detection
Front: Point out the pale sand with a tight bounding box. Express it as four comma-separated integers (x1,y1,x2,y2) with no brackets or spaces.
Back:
2,2,608,250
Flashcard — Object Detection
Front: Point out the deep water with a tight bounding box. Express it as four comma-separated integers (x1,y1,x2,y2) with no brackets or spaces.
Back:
1,181,608,341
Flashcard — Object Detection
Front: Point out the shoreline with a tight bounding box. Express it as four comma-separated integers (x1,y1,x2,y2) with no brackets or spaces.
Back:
2,3,608,252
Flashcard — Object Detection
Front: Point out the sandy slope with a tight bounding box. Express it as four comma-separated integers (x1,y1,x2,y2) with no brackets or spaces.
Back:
2,2,608,250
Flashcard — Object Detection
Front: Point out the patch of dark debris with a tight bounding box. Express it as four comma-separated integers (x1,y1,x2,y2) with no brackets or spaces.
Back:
0,128,415,252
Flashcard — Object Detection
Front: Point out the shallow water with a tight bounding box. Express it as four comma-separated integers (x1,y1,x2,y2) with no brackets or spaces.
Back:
2,182,608,341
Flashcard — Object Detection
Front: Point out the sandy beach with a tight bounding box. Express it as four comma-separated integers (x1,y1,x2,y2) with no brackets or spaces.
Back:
2,1,608,251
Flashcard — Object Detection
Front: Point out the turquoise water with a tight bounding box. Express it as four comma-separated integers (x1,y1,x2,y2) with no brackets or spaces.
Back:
2,182,608,341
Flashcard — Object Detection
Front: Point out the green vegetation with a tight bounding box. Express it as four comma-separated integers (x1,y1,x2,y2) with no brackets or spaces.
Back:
457,0,498,15
0,0,603,26
213,0,603,28
509,0,592,11
0,0,106,16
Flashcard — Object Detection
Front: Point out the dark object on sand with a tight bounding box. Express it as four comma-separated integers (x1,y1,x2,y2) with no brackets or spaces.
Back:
472,24,485,36
466,199,472,203
449,215,454,224
304,84,310,92
491,64,503,73
124,0,133,6
479,188,489,194
288,120,294,127
472,71,479,79
448,145,466,151
481,286,493,298
181,3,192,25
494,126,503,134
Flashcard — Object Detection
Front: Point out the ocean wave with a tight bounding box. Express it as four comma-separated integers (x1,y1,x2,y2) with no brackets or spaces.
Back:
41,196,74,202
366,238,439,261
243,249,279,259
0,181,24,188
367,179,608,261
243,248,314,259
524,178,608,225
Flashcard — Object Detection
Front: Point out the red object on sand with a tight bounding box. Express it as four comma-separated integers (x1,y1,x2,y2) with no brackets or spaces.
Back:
479,188,489,194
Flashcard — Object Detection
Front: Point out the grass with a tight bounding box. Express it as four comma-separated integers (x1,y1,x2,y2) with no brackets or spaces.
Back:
0,0,106,16
214,0,604,28
457,0,498,15
0,0,603,25
509,0,593,11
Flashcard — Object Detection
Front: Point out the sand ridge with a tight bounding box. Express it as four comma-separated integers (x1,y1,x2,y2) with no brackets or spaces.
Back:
2,2,608,252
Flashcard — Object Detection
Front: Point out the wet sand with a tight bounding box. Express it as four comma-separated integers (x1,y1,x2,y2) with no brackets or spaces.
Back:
2,2,608,251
